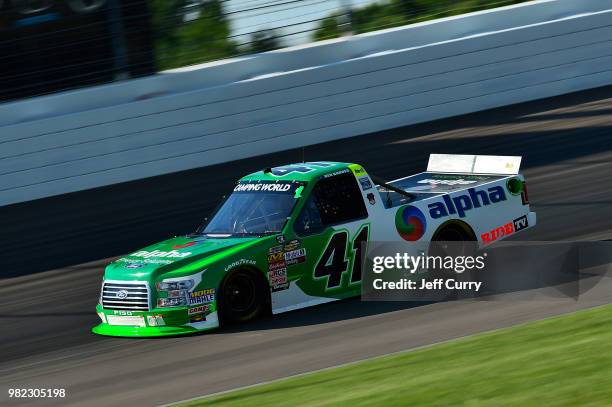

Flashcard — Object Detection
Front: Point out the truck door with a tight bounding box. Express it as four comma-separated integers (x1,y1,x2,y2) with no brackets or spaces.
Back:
289,171,371,299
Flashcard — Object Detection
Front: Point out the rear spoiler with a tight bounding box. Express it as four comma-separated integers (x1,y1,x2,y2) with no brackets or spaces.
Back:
427,154,522,175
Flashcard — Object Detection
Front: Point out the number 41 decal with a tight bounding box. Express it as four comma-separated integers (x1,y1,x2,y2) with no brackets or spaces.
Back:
314,225,369,289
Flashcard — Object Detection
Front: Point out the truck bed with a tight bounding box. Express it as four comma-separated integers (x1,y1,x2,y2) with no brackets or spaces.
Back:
377,172,507,208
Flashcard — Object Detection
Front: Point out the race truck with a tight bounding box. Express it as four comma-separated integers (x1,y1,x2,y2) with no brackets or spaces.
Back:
93,154,536,337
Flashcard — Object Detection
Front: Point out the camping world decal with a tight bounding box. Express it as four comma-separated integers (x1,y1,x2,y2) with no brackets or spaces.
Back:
395,205,427,241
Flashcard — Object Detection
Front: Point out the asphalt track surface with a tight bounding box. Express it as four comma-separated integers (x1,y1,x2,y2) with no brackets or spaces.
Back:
2,86,612,406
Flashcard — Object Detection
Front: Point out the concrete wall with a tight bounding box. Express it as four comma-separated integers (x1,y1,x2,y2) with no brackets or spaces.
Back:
1,0,612,207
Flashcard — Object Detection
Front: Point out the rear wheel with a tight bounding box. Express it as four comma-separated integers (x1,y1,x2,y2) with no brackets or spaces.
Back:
218,270,268,324
433,223,473,242
431,223,476,301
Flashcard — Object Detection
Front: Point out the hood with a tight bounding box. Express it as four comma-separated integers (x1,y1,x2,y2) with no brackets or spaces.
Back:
104,235,258,280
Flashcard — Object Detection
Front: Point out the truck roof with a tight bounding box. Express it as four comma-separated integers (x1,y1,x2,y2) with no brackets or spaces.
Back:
240,162,357,182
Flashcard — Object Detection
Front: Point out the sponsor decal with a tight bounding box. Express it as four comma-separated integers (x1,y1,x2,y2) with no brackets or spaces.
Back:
268,245,283,255
284,248,307,265
428,186,507,219
276,235,286,244
359,176,373,191
268,244,288,274
190,314,207,323
367,192,376,205
124,262,144,269
513,215,529,232
269,261,286,270
107,315,145,327
172,241,197,249
283,239,300,251
269,267,289,292
268,252,284,263
189,289,215,305
224,258,256,272
188,305,210,315
350,165,367,176
506,178,523,195
395,205,427,241
481,221,514,244
132,250,191,259
147,315,165,326
269,268,287,280
417,178,478,186
323,168,351,178
234,183,292,192
284,248,306,260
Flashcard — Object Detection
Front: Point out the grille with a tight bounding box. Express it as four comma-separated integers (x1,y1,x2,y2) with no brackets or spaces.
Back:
102,281,150,310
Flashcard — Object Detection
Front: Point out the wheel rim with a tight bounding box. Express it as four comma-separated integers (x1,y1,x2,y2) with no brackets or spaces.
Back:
224,273,257,314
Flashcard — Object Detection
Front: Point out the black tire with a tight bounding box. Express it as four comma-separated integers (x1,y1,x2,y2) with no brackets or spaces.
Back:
218,269,268,324
433,224,472,242
431,223,476,301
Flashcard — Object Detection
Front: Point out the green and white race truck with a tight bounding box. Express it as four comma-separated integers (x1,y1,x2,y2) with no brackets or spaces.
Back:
93,154,535,337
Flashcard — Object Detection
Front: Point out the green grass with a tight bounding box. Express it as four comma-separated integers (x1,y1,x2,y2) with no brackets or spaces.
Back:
177,304,612,406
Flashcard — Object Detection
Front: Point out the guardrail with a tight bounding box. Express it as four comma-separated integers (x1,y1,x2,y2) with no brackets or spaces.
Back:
1,0,611,207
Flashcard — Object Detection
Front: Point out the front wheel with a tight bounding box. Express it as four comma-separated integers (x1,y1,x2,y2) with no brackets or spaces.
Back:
218,270,268,324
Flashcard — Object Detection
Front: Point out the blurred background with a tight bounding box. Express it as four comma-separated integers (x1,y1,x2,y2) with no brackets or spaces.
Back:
0,0,529,102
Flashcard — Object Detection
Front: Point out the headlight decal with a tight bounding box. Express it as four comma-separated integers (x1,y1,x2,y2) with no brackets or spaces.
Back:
155,270,207,308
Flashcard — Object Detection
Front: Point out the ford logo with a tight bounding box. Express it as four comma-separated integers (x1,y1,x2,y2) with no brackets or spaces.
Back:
116,290,129,299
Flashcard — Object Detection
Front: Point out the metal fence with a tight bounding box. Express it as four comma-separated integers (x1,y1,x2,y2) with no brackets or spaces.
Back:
0,0,529,102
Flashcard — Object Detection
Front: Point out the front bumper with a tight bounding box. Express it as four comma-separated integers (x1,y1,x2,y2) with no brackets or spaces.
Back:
92,304,219,337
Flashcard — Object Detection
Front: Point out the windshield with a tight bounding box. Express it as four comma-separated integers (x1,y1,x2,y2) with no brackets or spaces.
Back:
201,181,304,236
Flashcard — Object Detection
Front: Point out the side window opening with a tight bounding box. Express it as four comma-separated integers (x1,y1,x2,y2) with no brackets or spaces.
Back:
295,173,368,235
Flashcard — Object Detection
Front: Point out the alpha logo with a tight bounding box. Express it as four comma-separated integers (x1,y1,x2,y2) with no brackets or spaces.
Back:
428,186,506,219
395,205,427,241
513,215,528,232
132,250,191,259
